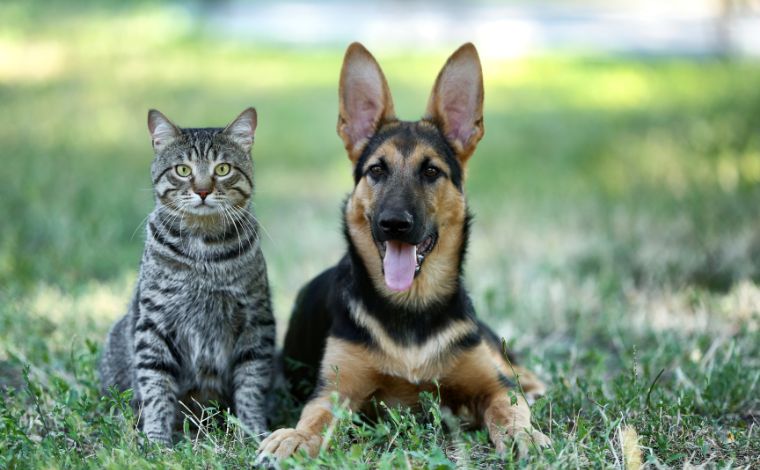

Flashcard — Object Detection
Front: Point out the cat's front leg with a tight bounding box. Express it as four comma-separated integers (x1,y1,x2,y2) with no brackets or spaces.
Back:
133,317,183,445
231,310,275,438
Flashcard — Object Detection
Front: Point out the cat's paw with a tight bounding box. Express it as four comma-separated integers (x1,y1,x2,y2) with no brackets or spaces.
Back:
256,428,321,460
139,431,173,449
238,418,268,441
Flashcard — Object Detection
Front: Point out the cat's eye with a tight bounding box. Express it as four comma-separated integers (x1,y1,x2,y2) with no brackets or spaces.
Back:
175,164,192,177
214,163,231,177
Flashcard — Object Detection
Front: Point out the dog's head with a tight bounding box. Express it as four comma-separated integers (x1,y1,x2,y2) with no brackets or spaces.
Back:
339,43,484,306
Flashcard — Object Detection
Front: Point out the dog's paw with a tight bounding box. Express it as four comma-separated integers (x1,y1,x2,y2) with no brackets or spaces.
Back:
493,429,551,459
256,428,321,461
512,429,551,459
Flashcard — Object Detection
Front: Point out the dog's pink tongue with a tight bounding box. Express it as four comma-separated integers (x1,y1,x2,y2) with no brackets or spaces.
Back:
383,241,416,292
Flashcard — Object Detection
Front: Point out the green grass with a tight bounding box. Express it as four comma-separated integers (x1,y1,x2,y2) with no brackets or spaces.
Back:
1,2,760,468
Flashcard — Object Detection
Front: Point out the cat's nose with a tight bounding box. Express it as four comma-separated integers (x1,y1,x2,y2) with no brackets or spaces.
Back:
195,189,210,201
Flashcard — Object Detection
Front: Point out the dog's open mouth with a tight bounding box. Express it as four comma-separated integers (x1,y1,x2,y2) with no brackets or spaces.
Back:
377,233,438,292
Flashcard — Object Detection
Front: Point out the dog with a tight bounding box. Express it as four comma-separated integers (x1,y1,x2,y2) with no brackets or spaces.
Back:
259,42,551,460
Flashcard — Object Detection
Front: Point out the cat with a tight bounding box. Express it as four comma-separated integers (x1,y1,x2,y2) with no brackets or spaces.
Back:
99,107,275,445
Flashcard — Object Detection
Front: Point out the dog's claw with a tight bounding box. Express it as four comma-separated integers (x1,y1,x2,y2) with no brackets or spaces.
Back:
493,429,551,459
512,429,552,459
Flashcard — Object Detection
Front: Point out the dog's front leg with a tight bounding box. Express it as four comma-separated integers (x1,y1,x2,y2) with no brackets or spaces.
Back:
257,394,333,459
258,338,377,460
444,342,550,458
482,393,550,458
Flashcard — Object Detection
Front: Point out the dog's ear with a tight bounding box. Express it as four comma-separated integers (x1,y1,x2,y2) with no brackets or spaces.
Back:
338,42,396,163
425,43,484,163
223,107,257,153
148,109,181,152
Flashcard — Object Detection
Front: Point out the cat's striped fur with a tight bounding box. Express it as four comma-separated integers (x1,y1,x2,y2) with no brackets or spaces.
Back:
99,108,275,444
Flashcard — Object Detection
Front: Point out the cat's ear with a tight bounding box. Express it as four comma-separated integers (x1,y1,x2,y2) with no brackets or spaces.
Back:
424,43,484,163
223,107,257,153
338,42,396,163
147,109,181,152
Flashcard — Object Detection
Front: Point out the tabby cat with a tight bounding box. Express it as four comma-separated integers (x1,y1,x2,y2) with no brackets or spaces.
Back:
99,107,275,444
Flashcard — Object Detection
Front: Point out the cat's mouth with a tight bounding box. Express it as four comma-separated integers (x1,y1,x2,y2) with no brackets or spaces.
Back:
187,199,219,215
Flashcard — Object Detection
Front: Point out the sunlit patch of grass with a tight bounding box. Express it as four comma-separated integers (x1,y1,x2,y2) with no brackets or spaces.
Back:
488,57,656,110
27,277,133,328
0,40,66,83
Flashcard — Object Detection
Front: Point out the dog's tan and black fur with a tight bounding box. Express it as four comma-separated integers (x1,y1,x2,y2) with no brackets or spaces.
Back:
260,43,550,459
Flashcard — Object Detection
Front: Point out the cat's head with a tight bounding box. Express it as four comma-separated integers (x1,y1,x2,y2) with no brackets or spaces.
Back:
147,108,257,217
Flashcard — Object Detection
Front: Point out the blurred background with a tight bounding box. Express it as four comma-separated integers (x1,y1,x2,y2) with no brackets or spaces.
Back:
2,0,760,370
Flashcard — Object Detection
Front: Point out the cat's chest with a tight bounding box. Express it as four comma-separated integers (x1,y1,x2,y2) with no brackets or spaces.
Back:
169,282,243,320
171,296,240,392
169,285,245,364
170,327,235,398
183,325,235,373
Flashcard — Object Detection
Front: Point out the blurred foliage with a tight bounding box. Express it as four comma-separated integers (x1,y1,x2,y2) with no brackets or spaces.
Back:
3,1,760,294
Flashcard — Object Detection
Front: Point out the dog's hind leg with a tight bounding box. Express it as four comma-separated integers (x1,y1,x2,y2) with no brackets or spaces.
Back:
504,364,547,405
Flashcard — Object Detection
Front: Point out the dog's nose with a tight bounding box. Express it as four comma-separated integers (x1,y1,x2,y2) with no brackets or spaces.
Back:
195,189,210,201
378,210,413,235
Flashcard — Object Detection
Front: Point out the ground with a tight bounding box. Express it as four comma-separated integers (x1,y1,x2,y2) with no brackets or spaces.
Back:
1,2,759,468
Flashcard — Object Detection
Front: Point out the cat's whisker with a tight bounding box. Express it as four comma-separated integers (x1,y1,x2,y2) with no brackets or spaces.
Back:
228,206,260,252
152,206,184,244
170,210,185,238
150,214,173,243
220,205,244,257
130,213,152,241
226,205,256,254
228,205,259,238
245,210,276,247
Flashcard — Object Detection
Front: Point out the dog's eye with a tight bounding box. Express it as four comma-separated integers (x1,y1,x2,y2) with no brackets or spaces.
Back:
423,167,440,179
368,165,385,178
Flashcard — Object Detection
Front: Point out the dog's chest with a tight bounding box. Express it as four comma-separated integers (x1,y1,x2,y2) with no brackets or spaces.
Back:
373,339,456,384
350,305,473,384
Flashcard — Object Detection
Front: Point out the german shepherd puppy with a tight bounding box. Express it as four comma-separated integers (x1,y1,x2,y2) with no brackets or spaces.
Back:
259,43,550,459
